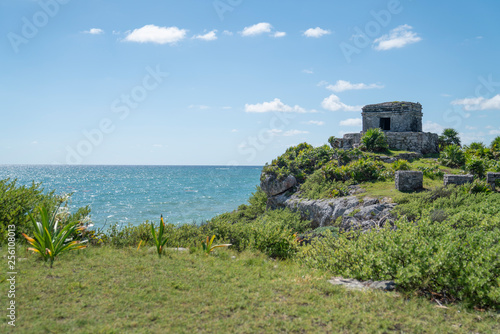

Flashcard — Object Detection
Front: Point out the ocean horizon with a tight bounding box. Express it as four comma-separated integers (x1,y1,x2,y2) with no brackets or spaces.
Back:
0,165,263,229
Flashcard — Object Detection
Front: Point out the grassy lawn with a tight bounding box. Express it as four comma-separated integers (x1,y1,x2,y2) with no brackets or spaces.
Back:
2,246,498,333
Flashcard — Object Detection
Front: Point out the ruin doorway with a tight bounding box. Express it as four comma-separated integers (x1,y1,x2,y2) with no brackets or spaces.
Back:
380,117,391,131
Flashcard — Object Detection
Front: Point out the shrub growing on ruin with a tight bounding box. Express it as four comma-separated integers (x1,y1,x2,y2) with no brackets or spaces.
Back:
360,128,389,152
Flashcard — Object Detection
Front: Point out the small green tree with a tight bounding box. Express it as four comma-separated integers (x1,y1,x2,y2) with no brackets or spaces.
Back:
490,136,500,152
439,128,461,150
465,155,486,178
360,128,388,152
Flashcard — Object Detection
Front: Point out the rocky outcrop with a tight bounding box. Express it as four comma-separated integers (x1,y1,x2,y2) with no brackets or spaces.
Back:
261,173,397,232
268,192,396,232
260,174,297,196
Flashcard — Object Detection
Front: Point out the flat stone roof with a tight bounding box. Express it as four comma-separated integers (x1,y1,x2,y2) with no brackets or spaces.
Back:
362,101,422,113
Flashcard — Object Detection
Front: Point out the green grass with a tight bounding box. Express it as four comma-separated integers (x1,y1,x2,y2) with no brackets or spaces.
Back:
2,246,498,333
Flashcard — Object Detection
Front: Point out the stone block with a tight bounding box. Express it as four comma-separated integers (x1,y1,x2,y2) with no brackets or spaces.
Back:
443,174,474,186
487,172,500,190
395,171,423,192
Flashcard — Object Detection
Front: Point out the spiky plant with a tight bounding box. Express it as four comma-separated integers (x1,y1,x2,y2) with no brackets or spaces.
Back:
23,205,87,268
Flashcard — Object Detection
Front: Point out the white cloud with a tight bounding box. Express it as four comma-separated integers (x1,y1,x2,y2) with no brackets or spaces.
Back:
304,120,325,126
423,121,444,133
321,94,361,112
451,94,500,111
84,28,104,35
223,30,233,36
303,27,331,38
273,31,286,38
241,22,273,36
283,130,309,136
124,25,187,44
490,130,500,135
267,129,283,136
193,30,217,41
339,118,362,127
465,125,478,130
326,80,384,93
373,24,422,51
317,80,329,87
245,98,309,113
153,144,163,148
441,93,452,97
31,140,38,145
222,106,232,110
302,69,314,74
231,129,238,133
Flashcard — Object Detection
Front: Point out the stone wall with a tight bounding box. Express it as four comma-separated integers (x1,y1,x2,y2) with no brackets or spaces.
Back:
333,132,439,154
487,172,500,190
395,171,423,192
444,174,473,186
362,102,423,132
362,111,422,132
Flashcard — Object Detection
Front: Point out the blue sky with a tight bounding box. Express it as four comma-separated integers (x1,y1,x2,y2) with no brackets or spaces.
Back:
1,0,500,165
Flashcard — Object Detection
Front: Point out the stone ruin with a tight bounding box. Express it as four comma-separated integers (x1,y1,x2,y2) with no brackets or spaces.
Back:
395,171,423,192
333,101,439,154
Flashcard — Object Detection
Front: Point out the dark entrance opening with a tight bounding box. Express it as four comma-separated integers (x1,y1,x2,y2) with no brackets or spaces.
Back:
380,118,391,131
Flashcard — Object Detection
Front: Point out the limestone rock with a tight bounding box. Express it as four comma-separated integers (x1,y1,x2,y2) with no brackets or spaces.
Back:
328,277,396,291
260,174,297,196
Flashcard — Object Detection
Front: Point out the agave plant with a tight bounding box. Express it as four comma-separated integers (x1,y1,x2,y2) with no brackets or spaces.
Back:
202,235,231,255
23,205,87,268
151,215,169,258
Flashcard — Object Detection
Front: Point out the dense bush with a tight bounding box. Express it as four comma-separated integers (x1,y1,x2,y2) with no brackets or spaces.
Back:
261,143,334,183
416,165,444,180
298,169,350,199
323,157,389,183
298,217,500,308
439,144,465,168
465,155,487,178
0,178,86,243
392,159,411,171
360,128,389,152
491,136,500,152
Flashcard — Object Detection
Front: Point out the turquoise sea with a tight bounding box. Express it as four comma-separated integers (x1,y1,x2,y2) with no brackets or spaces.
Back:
0,165,262,229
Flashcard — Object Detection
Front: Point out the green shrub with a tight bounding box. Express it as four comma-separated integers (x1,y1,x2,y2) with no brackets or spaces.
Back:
298,217,500,308
299,169,350,199
491,136,500,152
0,178,86,243
392,159,411,171
461,180,491,194
439,144,465,168
417,165,444,180
360,128,389,152
261,143,334,183
465,155,487,178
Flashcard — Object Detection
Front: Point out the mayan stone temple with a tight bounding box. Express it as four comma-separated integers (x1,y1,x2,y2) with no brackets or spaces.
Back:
334,101,439,154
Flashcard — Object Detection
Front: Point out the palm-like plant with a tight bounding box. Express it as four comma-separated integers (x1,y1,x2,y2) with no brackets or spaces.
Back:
439,144,465,168
361,128,388,152
202,235,231,255
151,215,169,258
23,206,87,268
439,128,461,150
